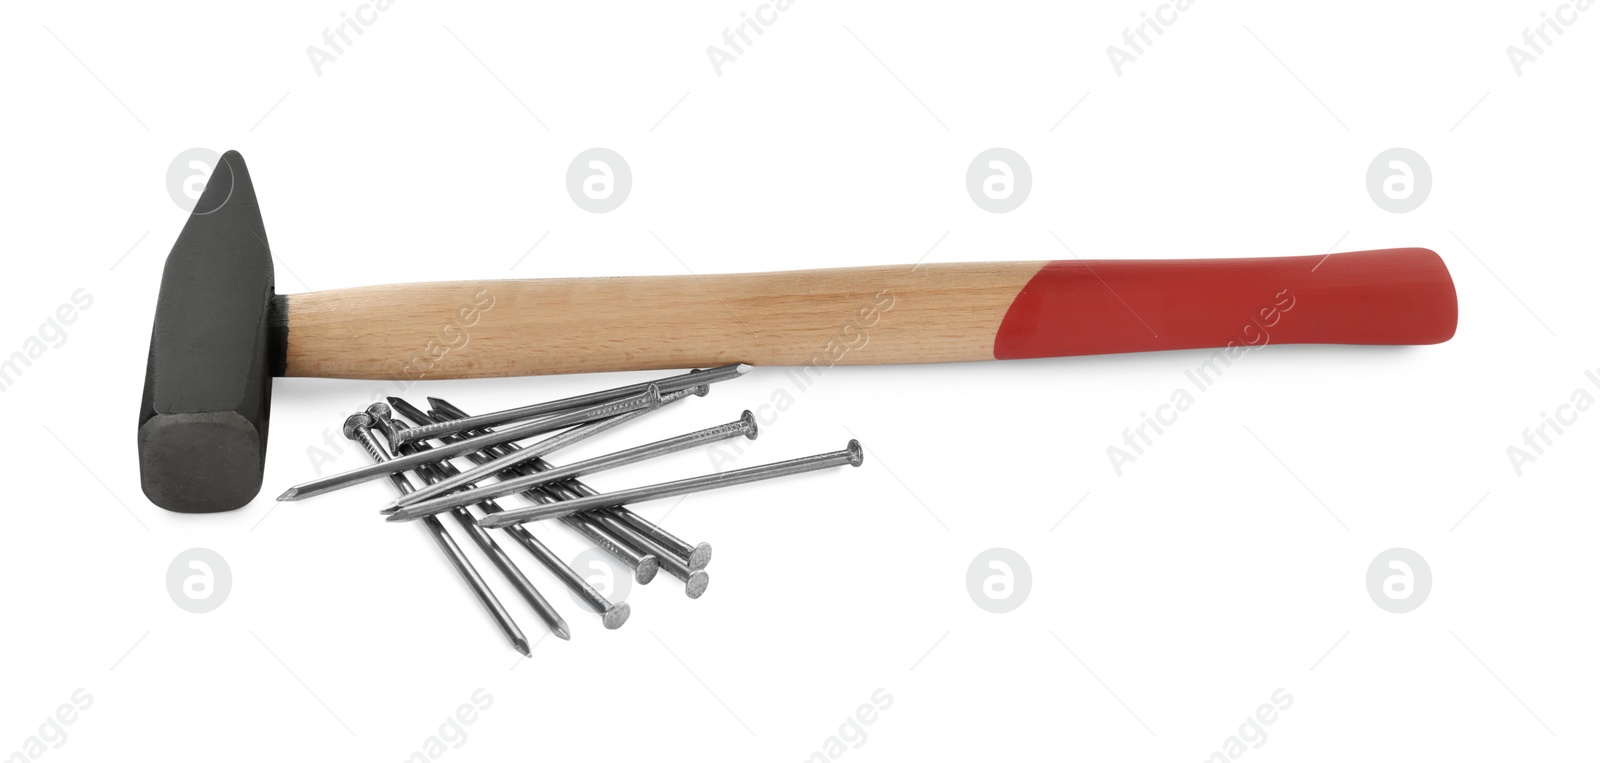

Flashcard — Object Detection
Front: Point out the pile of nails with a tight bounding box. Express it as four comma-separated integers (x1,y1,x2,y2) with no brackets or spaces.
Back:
277,364,865,653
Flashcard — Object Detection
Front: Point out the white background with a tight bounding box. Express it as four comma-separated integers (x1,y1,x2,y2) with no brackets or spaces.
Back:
2,1,1596,760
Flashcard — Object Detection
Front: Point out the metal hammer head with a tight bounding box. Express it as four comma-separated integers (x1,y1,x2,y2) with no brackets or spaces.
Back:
138,151,280,513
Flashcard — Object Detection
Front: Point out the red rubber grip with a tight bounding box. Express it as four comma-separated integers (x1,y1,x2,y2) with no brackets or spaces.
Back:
993,248,1457,359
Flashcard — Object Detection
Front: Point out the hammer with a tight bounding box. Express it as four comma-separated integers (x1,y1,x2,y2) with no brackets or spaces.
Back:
138,151,1458,513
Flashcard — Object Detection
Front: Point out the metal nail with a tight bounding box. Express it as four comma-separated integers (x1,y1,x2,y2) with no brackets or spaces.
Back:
560,512,662,585
477,441,865,528
343,413,531,656
365,405,571,640
590,510,709,599
398,397,664,586
387,411,759,522
427,396,709,571
391,385,707,508
597,505,709,571
384,400,641,624
276,385,664,501
387,363,748,447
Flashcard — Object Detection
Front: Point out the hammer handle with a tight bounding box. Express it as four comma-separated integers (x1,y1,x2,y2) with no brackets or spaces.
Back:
276,248,1456,379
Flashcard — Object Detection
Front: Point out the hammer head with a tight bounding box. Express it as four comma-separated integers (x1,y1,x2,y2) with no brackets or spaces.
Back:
138,151,279,513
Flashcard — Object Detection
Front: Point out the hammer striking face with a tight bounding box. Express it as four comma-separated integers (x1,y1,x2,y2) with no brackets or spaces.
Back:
137,150,1458,513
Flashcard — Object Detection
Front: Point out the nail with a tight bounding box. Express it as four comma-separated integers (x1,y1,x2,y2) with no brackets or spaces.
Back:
343,414,531,655
384,400,639,625
388,363,747,447
591,510,709,599
561,512,662,585
428,396,708,571
400,397,664,586
392,385,707,508
277,385,664,501
366,402,406,445
477,441,865,528
598,505,709,571
366,405,571,640
387,412,759,522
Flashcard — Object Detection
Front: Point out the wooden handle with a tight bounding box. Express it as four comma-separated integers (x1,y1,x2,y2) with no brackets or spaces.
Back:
277,248,1457,379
